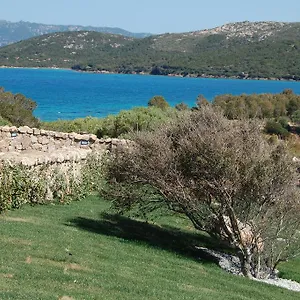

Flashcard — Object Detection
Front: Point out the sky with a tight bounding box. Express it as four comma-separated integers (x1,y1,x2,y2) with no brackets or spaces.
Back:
1,0,300,34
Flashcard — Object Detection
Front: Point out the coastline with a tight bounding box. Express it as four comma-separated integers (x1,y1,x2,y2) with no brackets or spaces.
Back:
0,65,71,71
70,69,300,82
0,65,299,82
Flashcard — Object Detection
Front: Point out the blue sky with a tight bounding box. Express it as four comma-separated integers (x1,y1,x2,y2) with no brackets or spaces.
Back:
2,0,300,34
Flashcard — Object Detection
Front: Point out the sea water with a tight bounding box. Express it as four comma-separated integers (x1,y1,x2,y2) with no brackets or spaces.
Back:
1,68,300,121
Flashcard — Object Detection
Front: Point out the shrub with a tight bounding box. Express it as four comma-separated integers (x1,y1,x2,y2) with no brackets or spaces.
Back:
0,153,106,212
148,96,170,110
0,87,40,127
265,120,289,138
43,107,180,138
291,110,300,124
175,102,189,111
105,106,300,279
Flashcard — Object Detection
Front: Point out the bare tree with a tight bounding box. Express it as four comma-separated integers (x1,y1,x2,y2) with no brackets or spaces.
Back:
106,106,300,279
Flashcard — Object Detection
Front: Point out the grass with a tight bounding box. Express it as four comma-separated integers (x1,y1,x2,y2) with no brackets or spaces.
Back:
0,196,299,300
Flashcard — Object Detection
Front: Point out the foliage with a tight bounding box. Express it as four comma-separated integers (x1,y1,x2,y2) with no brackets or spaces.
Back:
265,120,290,138
196,94,210,109
0,153,106,213
0,20,150,47
0,115,11,126
0,87,39,127
105,106,300,279
43,106,179,138
291,110,300,124
212,89,300,120
148,95,170,110
175,102,189,111
41,116,102,135
3,22,300,80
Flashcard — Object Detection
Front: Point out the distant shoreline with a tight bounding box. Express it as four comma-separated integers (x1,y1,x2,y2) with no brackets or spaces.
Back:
0,65,299,82
0,66,70,71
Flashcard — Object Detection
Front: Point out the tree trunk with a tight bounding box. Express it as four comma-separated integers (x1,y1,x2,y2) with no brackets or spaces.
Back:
239,248,254,279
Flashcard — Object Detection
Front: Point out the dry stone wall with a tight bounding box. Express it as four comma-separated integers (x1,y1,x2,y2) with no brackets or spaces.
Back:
0,125,129,166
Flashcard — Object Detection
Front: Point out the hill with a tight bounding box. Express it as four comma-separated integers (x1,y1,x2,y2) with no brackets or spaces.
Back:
0,20,151,46
1,21,300,80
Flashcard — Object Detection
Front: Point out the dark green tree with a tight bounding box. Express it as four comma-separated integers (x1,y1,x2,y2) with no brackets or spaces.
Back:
148,96,170,110
0,87,39,127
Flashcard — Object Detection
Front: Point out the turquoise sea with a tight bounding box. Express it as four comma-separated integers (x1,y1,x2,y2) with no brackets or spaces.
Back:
1,68,300,121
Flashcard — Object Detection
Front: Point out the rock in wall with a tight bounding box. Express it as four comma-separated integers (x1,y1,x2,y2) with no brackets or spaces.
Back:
0,126,131,166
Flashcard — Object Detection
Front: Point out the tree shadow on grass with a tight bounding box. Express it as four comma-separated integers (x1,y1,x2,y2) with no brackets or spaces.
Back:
69,213,226,264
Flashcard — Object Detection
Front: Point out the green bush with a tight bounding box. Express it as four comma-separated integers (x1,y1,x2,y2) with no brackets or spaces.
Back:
0,116,11,126
42,116,101,134
175,102,189,111
0,153,106,213
43,106,180,138
291,110,300,124
97,107,179,138
0,87,40,127
148,95,170,110
265,120,290,138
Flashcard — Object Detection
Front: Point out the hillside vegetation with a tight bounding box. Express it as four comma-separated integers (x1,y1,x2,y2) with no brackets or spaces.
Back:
1,21,300,79
0,20,151,46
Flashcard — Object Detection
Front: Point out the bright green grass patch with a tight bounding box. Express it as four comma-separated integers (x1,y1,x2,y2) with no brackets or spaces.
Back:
0,196,299,300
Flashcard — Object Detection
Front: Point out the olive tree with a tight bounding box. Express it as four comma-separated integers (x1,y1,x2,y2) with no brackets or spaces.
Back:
106,106,300,279
148,95,170,110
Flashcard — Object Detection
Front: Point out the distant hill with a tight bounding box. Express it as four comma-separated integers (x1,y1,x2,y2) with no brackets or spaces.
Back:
1,21,300,80
0,20,151,46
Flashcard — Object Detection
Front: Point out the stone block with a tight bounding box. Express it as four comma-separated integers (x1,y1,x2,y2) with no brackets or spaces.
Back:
48,131,56,137
18,126,30,134
32,143,43,151
38,135,49,145
42,145,48,152
33,128,41,135
1,126,10,132
89,134,97,142
54,132,63,138
21,136,32,150
68,132,76,139
48,145,56,153
0,140,8,152
9,126,18,132
16,144,23,150
31,135,38,143
74,133,82,141
61,133,68,140
27,127,34,134
56,153,64,163
81,134,90,141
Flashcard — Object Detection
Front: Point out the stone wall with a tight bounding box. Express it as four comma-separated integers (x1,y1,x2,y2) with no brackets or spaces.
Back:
0,125,130,166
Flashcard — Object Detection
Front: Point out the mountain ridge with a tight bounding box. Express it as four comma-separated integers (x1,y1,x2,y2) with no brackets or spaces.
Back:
0,20,151,46
1,21,300,80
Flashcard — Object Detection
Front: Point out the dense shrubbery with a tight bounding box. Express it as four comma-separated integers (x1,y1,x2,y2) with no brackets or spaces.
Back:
148,95,170,110
211,89,300,138
0,87,40,127
42,90,300,140
43,106,180,138
265,120,290,138
0,153,106,212
212,89,300,120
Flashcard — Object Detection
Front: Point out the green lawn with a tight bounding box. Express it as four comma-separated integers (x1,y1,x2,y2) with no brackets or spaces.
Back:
0,196,299,300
